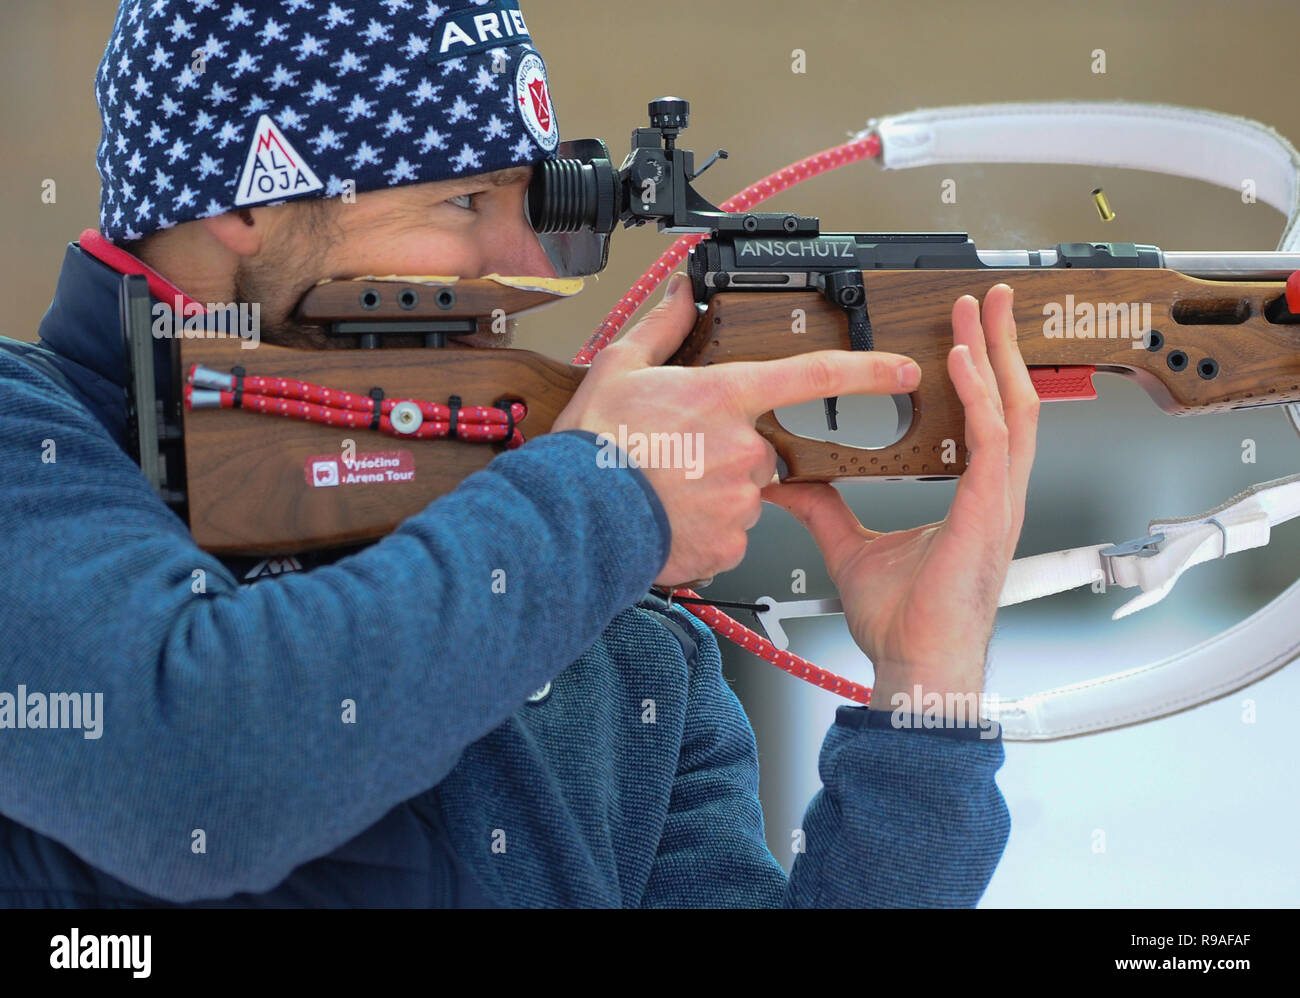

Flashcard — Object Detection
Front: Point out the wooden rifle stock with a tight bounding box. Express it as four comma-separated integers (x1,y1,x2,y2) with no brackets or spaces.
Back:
181,269,1300,555
673,268,1300,479
182,276,585,554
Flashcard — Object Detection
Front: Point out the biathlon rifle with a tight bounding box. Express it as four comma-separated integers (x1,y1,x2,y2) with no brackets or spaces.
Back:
125,97,1300,560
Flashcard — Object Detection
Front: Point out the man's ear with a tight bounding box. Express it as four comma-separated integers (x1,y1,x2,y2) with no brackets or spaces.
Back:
200,208,263,257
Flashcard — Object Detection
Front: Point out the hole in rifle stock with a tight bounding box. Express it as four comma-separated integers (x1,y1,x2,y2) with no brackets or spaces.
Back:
1170,298,1251,324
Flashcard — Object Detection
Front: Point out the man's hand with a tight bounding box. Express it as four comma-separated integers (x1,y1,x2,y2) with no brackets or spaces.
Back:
553,273,925,587
762,284,1038,707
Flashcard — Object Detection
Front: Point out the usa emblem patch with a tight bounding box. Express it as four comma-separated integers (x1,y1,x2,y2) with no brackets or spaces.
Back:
514,50,557,153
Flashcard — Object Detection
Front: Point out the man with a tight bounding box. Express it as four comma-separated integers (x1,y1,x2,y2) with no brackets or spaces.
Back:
0,0,1036,907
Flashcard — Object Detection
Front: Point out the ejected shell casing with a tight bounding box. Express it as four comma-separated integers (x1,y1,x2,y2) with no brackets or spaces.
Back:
1092,188,1116,222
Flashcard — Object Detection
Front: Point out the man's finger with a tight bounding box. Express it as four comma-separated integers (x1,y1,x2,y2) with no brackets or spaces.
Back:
714,349,921,421
750,438,779,489
980,283,1039,525
953,293,1002,417
611,272,701,369
762,482,877,578
945,344,1012,540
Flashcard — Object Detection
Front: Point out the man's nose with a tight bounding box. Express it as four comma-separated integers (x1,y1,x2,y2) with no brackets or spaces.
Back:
485,215,559,279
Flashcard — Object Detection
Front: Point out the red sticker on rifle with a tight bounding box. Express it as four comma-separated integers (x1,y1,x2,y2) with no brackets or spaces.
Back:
305,451,415,488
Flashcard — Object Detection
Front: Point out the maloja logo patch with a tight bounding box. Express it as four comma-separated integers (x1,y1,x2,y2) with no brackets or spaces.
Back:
514,50,557,152
235,114,324,207
305,451,416,488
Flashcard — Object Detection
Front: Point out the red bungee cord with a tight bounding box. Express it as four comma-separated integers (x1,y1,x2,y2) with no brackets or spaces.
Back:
185,364,528,448
581,131,883,705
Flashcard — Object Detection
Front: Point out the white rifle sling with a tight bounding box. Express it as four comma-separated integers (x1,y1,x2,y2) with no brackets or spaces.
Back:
862,103,1300,738
873,101,1300,247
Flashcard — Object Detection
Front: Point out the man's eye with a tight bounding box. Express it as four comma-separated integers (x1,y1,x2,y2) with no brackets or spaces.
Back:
448,193,474,210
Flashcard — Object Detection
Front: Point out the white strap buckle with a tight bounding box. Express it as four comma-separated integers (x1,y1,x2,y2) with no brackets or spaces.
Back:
1098,532,1165,588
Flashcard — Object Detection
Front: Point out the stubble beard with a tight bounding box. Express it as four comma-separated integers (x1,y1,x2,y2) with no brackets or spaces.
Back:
231,255,336,349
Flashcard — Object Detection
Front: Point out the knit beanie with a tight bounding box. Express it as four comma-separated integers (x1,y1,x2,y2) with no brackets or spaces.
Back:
93,0,560,242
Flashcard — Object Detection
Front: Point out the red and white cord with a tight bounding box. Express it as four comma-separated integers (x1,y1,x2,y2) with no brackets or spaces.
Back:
184,363,527,448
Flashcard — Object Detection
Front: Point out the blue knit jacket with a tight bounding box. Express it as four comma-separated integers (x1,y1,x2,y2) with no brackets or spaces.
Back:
0,243,1010,907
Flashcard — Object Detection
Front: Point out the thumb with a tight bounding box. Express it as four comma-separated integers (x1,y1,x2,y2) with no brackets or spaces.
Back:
616,273,700,368
763,482,877,575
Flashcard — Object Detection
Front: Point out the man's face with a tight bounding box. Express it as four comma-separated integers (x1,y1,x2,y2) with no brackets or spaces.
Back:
234,165,558,348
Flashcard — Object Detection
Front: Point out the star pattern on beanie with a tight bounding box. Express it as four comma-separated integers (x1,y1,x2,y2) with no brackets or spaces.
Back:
94,0,559,242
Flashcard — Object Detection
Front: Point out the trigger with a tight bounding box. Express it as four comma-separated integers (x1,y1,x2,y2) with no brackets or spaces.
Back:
823,396,839,431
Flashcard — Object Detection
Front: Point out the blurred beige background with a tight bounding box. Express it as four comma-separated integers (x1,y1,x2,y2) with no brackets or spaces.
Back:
6,0,1300,906
5,0,1300,347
